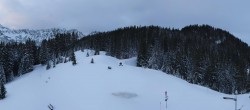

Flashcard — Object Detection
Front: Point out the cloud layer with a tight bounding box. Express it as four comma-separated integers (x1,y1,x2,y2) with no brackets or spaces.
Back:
0,0,249,43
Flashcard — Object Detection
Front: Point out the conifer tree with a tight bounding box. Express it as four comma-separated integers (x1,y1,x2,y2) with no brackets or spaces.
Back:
0,47,14,82
46,62,51,70
71,52,77,65
0,83,6,99
94,50,100,55
0,69,7,99
39,40,49,65
0,64,6,84
91,58,94,64
86,52,89,57
18,41,35,75
137,38,148,67
64,57,67,63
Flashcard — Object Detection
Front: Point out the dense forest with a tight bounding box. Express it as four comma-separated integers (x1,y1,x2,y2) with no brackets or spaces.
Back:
0,25,250,95
0,32,78,89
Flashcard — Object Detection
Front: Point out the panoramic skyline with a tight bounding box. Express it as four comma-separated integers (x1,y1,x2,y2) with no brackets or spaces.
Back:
0,0,250,44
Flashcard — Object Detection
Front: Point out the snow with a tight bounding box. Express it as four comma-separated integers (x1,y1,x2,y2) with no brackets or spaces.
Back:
0,50,249,110
215,40,222,44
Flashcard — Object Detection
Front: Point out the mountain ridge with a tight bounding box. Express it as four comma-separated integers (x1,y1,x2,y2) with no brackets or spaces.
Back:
0,24,84,44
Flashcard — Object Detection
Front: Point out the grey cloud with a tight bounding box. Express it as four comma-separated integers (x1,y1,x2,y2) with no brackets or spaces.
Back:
0,0,249,44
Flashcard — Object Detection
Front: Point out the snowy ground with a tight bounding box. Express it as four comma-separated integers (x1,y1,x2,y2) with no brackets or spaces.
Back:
0,50,249,110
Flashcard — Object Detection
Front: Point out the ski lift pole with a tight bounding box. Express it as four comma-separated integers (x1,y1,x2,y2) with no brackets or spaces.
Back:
165,91,168,109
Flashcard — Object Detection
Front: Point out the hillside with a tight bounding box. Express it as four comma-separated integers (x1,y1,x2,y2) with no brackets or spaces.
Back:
0,50,249,110
76,25,250,94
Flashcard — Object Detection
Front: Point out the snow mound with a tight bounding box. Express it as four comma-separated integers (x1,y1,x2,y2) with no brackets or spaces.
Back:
112,92,138,99
121,57,137,66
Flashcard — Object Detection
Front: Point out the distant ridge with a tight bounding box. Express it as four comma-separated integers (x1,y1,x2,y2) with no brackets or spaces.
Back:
0,24,84,44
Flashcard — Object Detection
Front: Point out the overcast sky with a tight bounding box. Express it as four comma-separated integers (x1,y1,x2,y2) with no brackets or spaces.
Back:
0,0,250,44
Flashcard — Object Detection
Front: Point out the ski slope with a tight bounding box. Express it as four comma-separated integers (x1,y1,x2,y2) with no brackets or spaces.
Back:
0,50,249,110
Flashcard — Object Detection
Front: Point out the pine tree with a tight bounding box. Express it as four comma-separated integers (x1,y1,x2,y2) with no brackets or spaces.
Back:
0,83,6,99
53,59,56,68
39,40,49,65
18,52,33,75
64,57,67,63
0,68,6,99
91,58,94,64
0,47,14,82
71,52,77,65
0,64,6,84
137,38,148,67
86,52,89,57
94,50,100,55
46,62,51,70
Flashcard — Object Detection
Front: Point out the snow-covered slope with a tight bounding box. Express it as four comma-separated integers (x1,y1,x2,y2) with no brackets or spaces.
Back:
0,50,249,110
0,24,83,44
